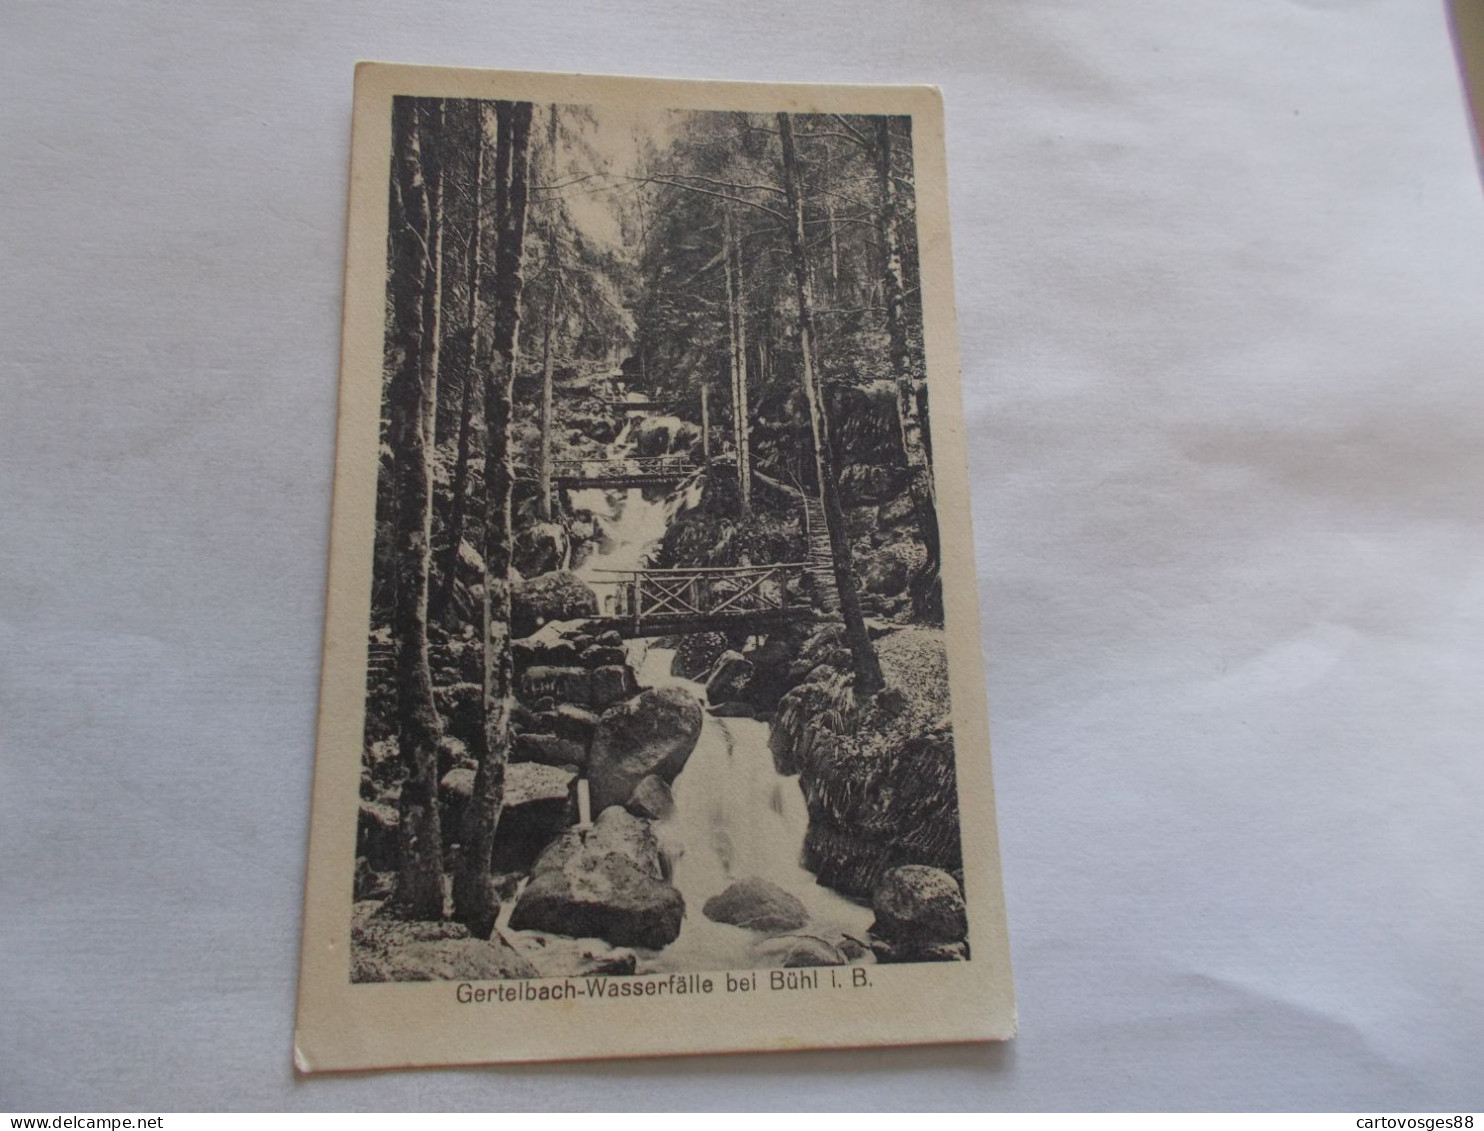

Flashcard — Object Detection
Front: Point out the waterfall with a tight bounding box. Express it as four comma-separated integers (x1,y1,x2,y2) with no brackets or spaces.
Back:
567,429,873,969
637,647,875,972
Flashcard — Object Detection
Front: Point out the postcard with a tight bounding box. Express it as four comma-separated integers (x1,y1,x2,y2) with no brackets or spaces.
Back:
294,62,1015,1070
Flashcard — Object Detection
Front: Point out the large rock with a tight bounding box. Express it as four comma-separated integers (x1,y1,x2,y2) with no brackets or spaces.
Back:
871,865,967,946
671,631,728,680
513,521,569,578
754,935,848,968
513,629,579,673
514,733,589,770
357,800,399,872
553,704,601,746
490,762,578,873
438,766,477,862
861,553,909,597
520,665,592,707
350,902,537,982
877,494,917,530
871,937,967,964
703,877,809,934
432,681,481,745
589,663,640,709
588,686,704,812
704,650,754,704
583,645,629,669
508,807,682,948
511,571,598,638
738,629,806,713
624,775,674,821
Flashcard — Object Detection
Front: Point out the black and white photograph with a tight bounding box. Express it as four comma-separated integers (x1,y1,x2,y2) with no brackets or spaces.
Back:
295,65,1012,1070
360,93,964,974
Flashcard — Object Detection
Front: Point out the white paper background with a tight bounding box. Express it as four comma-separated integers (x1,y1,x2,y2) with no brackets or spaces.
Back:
3,0,1481,1112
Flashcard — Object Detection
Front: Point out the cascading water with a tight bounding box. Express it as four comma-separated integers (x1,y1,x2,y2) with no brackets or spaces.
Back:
637,647,875,971
568,426,874,970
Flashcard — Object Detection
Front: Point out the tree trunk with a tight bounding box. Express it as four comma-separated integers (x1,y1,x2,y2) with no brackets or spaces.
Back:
777,112,883,694
433,102,486,628
537,279,556,522
536,106,560,525
733,214,751,518
382,97,445,921
700,382,710,462
875,116,942,624
453,99,533,939
722,210,750,517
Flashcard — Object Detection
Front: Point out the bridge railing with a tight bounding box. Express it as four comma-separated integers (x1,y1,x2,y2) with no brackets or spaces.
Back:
586,562,813,621
552,454,694,480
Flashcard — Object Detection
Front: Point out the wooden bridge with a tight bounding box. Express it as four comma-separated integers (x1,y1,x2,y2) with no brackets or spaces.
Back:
583,562,818,638
550,454,696,490
555,389,667,412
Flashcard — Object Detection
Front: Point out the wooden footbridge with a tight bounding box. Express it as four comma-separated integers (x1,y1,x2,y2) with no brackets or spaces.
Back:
551,455,697,490
583,562,820,639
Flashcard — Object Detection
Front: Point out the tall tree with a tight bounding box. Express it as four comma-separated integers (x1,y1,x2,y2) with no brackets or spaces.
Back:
453,100,534,939
432,101,486,628
382,97,445,920
536,107,560,523
722,208,751,516
875,115,941,623
777,112,884,693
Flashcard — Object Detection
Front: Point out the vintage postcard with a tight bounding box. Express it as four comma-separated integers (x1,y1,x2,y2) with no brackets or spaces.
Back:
294,62,1015,1071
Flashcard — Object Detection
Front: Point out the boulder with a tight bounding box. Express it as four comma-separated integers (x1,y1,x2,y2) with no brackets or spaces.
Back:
513,521,569,578
588,686,704,812
737,630,805,712
357,800,400,872
595,630,624,648
508,808,682,948
704,650,754,704
513,633,579,673
583,644,629,669
877,493,917,529
672,631,728,680
432,681,480,744
511,571,598,638
353,856,394,902
490,762,578,873
871,865,968,946
513,733,588,770
702,877,809,934
553,703,601,746
589,663,640,709
436,735,470,778
871,938,968,964
532,805,665,879
521,665,592,707
754,935,848,968
438,766,477,854
624,775,674,821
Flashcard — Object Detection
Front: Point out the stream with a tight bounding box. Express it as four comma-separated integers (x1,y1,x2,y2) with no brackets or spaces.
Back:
567,428,874,971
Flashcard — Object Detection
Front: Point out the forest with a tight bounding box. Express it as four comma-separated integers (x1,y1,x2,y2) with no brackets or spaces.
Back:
353,96,972,981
